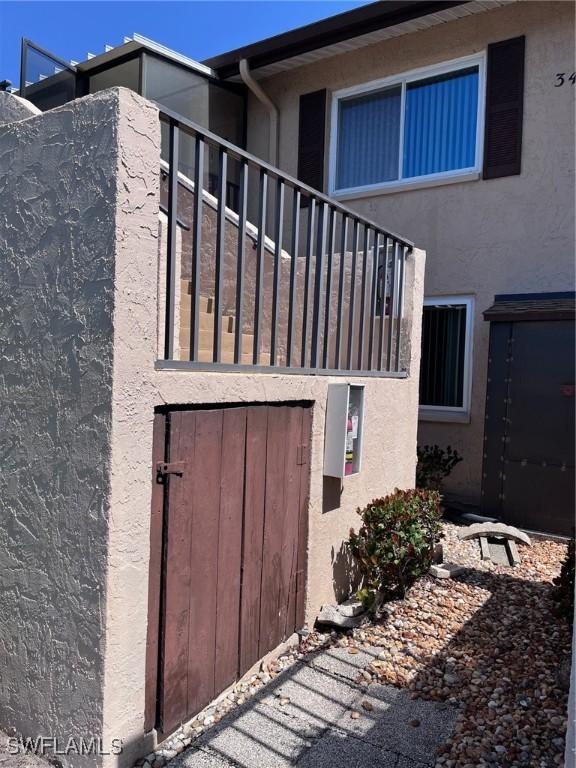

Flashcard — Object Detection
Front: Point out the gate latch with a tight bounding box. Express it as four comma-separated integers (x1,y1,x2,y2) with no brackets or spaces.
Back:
296,445,308,465
156,461,186,483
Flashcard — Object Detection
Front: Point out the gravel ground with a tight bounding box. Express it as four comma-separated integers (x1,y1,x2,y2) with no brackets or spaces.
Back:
140,523,571,768
343,523,571,767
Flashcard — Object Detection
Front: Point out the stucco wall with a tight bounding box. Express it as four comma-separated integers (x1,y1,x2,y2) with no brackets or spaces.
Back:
102,88,424,764
1,85,423,767
0,89,125,765
244,0,576,502
0,91,41,125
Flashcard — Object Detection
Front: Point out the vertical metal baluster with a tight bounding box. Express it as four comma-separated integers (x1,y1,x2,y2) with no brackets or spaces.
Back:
286,189,300,368
367,232,381,370
270,178,285,366
164,120,179,360
322,208,336,370
334,215,347,370
346,219,359,370
377,235,389,371
253,169,268,365
357,225,370,370
234,160,248,364
213,147,227,362
386,241,399,372
190,135,204,362
300,197,316,368
310,202,328,369
394,245,407,372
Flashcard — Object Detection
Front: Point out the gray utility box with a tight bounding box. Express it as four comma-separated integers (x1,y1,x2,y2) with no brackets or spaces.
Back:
323,384,365,478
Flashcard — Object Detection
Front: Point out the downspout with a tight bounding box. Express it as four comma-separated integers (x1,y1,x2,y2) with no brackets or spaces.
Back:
239,58,278,166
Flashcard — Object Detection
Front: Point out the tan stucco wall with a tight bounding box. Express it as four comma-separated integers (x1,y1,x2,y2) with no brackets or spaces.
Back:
0,86,423,766
245,0,576,502
103,87,425,765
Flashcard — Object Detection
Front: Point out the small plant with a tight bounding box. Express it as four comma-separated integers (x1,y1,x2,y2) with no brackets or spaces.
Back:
416,444,463,492
348,488,443,606
553,536,574,628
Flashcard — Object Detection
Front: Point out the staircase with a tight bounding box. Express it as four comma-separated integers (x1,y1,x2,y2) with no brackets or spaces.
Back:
179,281,269,365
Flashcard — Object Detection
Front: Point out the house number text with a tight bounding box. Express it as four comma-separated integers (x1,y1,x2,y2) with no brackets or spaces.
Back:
554,73,576,87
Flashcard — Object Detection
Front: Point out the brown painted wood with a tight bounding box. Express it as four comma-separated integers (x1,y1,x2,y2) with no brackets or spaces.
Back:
483,36,525,179
259,406,289,656
298,90,327,193
187,409,223,717
239,405,268,674
280,406,303,641
161,410,196,733
153,403,311,734
214,407,247,693
144,413,166,732
295,407,312,630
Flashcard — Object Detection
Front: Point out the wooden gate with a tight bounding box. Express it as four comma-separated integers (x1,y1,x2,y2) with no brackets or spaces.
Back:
145,403,312,735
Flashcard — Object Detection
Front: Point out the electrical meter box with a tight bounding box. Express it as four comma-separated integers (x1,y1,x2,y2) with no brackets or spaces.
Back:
323,384,365,478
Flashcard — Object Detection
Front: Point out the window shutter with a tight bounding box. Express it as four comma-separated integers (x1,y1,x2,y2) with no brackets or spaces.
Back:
483,35,525,179
297,89,327,191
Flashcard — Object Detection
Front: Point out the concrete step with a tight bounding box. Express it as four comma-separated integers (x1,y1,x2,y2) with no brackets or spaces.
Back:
197,349,270,365
180,286,213,316
193,329,253,354
181,307,235,333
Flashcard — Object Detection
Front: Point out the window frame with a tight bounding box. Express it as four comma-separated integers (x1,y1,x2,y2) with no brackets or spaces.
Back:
418,295,475,423
329,53,486,197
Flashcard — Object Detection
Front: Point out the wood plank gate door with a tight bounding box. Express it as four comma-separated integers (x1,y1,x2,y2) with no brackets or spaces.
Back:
145,403,312,736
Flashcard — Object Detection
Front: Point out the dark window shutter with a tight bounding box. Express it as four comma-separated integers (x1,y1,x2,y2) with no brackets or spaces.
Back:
297,89,327,192
483,35,525,179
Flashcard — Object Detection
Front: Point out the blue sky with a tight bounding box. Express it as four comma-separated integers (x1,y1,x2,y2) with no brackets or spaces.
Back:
0,1,371,87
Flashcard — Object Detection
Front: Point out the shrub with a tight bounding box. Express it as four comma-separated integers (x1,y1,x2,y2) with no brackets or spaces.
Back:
348,488,443,604
416,444,463,492
553,537,575,628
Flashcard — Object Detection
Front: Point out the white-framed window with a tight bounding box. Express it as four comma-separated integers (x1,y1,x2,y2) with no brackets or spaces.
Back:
329,54,486,196
419,296,474,421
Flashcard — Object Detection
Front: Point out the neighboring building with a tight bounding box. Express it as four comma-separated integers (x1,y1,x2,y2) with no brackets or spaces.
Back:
0,1,573,765
206,0,575,533
17,0,575,535
2,22,424,768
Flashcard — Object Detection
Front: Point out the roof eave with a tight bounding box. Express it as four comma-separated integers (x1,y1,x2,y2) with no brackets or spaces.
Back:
204,0,470,79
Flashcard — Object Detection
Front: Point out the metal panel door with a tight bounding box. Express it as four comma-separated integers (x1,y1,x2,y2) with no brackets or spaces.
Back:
145,403,311,736
481,320,575,535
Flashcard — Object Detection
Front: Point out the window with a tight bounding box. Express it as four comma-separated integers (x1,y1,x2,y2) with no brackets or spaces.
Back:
330,55,485,194
419,297,474,420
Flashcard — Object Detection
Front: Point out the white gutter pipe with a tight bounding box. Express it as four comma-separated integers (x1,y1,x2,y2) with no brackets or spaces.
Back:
239,58,278,166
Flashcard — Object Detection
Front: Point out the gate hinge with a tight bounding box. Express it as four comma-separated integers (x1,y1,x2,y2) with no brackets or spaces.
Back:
296,445,308,465
156,461,185,483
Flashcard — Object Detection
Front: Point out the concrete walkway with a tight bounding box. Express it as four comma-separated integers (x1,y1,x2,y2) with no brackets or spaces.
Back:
173,646,458,768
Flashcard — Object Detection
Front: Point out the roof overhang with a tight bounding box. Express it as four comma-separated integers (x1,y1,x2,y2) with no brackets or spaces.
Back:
484,293,576,323
204,0,515,81
75,33,216,79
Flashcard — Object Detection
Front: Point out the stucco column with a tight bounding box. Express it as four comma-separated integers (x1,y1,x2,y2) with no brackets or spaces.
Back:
100,90,161,767
0,86,160,768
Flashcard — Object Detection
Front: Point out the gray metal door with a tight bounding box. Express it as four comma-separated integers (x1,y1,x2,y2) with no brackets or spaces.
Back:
481,319,575,535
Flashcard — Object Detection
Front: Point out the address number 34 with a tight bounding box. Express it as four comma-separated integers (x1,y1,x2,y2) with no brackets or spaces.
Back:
555,73,576,87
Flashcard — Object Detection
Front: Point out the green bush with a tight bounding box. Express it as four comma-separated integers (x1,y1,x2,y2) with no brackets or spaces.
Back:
553,537,575,628
416,444,463,492
348,488,443,604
